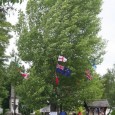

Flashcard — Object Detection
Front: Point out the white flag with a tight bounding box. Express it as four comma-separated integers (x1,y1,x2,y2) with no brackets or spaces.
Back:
58,55,67,62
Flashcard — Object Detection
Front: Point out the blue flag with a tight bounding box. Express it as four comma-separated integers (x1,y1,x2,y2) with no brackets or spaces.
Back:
63,67,71,77
56,67,71,77
56,68,65,75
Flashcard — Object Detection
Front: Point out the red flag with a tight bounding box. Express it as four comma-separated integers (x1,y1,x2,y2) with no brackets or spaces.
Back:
20,71,29,79
85,70,92,80
56,64,64,70
55,76,59,85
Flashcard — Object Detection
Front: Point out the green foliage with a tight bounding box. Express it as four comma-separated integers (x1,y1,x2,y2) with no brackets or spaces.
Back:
6,55,26,86
16,66,52,109
102,64,115,107
0,0,23,109
75,106,84,113
111,110,115,115
19,101,33,115
15,0,105,110
35,110,40,115
0,56,23,108
0,0,23,5
0,6,12,107
0,65,8,98
0,10,11,57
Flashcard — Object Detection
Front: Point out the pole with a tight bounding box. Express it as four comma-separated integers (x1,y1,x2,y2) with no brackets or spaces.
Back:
14,88,16,115
11,85,16,115
14,56,17,115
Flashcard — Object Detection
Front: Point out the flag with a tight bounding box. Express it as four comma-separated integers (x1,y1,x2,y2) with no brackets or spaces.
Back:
56,64,64,70
86,75,92,80
63,67,71,77
20,72,29,79
85,70,92,80
56,68,65,75
55,76,59,85
58,55,67,62
56,67,71,77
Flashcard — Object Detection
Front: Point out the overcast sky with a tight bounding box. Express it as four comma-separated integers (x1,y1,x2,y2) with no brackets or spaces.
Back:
6,0,115,75
96,0,115,75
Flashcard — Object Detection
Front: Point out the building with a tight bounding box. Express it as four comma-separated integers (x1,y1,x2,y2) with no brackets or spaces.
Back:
84,99,110,115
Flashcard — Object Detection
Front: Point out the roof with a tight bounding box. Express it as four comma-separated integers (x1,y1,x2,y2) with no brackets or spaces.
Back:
40,105,50,112
86,99,110,108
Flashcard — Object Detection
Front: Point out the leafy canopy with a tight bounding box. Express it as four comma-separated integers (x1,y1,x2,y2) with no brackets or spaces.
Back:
15,0,105,110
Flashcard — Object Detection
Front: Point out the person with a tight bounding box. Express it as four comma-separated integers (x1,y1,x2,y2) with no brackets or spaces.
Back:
77,111,82,115
60,111,67,115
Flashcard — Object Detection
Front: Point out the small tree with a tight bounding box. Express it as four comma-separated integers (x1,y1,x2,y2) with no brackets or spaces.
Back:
102,64,115,107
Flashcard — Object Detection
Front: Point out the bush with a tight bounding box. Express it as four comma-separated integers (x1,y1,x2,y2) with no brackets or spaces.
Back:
35,110,41,115
111,110,115,115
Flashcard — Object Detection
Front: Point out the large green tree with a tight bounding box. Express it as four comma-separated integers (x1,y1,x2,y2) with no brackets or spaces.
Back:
16,0,105,110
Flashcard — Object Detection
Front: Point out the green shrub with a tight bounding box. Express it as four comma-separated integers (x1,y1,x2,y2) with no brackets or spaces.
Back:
35,110,41,115
111,110,115,115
